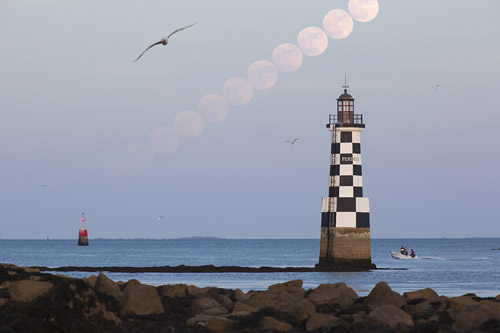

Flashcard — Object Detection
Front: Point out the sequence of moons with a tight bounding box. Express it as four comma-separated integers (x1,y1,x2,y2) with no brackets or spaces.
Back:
223,77,254,106
173,110,204,139
348,0,379,23
297,27,328,56
247,60,278,90
322,9,354,39
149,127,180,154
198,93,229,123
272,43,303,73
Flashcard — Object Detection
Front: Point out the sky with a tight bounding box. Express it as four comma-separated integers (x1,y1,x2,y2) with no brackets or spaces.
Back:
1,0,499,239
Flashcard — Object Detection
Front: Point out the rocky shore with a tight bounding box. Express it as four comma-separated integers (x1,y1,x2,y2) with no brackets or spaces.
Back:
1,263,500,332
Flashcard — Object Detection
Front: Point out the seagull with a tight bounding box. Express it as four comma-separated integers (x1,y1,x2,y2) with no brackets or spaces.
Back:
42,184,49,187
133,22,197,62
285,138,299,145
432,84,440,89
155,216,165,221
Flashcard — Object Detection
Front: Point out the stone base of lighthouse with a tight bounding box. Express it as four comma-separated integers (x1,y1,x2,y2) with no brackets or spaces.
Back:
316,227,375,271
78,229,89,246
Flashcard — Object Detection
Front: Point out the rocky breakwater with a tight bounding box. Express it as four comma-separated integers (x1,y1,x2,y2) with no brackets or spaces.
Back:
2,263,500,332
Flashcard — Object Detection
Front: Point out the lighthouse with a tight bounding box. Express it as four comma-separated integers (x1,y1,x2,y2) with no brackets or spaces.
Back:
316,85,375,271
78,212,89,246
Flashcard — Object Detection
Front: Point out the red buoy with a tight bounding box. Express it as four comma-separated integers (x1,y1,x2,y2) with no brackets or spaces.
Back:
78,212,89,246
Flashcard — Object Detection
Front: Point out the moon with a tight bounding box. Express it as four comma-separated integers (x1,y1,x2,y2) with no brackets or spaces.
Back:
124,144,155,170
223,77,254,106
297,26,328,56
149,127,180,155
272,43,303,73
322,9,354,39
247,60,278,90
173,110,204,139
348,0,379,23
198,94,228,123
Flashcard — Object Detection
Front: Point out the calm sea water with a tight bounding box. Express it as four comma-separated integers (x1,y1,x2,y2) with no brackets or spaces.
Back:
1,238,499,297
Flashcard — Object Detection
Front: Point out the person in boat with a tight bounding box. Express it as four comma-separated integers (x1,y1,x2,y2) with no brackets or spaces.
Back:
410,249,416,258
400,246,405,254
404,246,408,255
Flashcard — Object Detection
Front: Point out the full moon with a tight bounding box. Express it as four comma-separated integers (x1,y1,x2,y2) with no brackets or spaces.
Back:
247,60,278,90
272,43,303,73
149,127,180,155
198,94,228,123
348,0,379,23
223,77,253,106
322,9,354,39
297,27,328,56
173,110,204,140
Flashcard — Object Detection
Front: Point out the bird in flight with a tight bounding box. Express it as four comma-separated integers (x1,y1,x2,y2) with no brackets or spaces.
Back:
133,22,197,62
432,84,440,89
156,216,165,221
285,138,299,145
42,184,49,187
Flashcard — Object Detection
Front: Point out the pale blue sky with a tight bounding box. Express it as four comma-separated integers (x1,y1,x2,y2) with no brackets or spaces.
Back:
1,1,499,239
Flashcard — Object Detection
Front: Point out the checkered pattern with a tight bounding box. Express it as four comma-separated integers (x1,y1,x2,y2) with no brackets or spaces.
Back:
322,127,370,228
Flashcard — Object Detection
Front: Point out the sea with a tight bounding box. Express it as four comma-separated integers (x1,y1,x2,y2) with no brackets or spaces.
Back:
1,238,500,297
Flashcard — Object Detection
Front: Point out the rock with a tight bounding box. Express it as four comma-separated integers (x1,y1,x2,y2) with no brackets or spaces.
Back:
287,299,316,324
205,317,235,331
259,316,293,331
203,306,228,316
406,300,433,316
159,284,187,298
123,279,141,291
29,276,41,281
305,313,338,331
246,291,278,310
8,280,53,302
234,288,250,302
7,271,17,276
0,298,8,307
307,283,358,310
187,285,218,298
438,294,478,313
368,304,414,329
363,282,406,310
192,297,222,314
496,294,500,301
95,273,122,299
217,294,233,310
120,282,164,316
186,314,215,327
268,279,303,292
21,266,40,273
404,288,440,302
232,302,257,314
452,310,489,331
83,275,98,288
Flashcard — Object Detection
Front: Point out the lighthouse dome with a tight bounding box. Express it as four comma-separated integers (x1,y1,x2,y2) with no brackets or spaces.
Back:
337,89,354,100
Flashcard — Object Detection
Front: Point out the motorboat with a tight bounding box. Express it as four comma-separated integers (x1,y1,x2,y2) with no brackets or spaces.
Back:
390,251,418,259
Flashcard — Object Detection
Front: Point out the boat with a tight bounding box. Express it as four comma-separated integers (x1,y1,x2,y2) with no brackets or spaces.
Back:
390,251,418,259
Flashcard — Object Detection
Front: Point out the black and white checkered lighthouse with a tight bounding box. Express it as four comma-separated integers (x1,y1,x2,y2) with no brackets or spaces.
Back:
316,86,376,271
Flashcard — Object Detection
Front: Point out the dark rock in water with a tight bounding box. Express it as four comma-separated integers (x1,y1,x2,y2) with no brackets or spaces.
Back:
0,262,497,332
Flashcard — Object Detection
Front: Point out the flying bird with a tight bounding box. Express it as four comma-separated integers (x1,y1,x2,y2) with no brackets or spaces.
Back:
42,184,49,187
432,84,440,89
156,216,165,221
133,22,197,62
285,138,299,145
